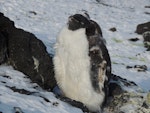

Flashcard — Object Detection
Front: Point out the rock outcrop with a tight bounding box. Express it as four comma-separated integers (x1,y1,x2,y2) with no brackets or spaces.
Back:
0,12,56,90
135,22,150,51
135,22,150,34
104,92,150,113
104,74,150,113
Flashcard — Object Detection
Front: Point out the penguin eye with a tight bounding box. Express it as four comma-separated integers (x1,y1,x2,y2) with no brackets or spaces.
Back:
72,17,80,23
74,16,85,25
75,19,79,23
92,50,99,54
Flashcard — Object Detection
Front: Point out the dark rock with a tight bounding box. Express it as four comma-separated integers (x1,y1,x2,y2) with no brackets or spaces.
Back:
104,76,149,113
109,27,117,32
0,13,15,30
2,75,11,79
126,65,133,69
143,31,150,50
109,74,137,96
0,12,56,90
110,74,137,86
29,11,37,15
142,102,149,109
128,37,139,42
1,81,6,84
8,28,56,89
0,31,8,64
109,82,124,96
6,86,35,95
104,92,149,113
134,65,147,72
39,96,51,103
145,12,150,15
145,6,150,8
126,65,147,72
143,31,150,42
52,102,59,106
135,22,150,34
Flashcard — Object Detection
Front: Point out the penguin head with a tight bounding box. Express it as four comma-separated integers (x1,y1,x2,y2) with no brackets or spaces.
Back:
68,14,90,31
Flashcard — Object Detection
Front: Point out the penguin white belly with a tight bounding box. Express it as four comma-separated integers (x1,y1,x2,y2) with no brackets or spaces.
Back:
54,26,104,112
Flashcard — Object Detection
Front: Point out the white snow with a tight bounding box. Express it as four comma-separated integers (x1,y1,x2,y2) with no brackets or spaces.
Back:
0,65,83,113
0,0,150,113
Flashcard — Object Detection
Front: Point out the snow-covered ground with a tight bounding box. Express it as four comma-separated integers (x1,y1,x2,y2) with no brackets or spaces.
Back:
0,0,150,113
0,65,83,113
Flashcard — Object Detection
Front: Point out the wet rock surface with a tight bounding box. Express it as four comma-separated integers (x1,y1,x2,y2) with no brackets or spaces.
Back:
109,27,117,32
126,65,148,72
128,37,139,42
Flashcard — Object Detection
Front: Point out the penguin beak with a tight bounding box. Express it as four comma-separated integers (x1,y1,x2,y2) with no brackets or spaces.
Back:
67,16,73,25
68,16,75,22
68,15,80,23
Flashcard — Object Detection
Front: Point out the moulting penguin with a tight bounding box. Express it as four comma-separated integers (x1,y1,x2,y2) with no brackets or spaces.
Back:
53,13,111,112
